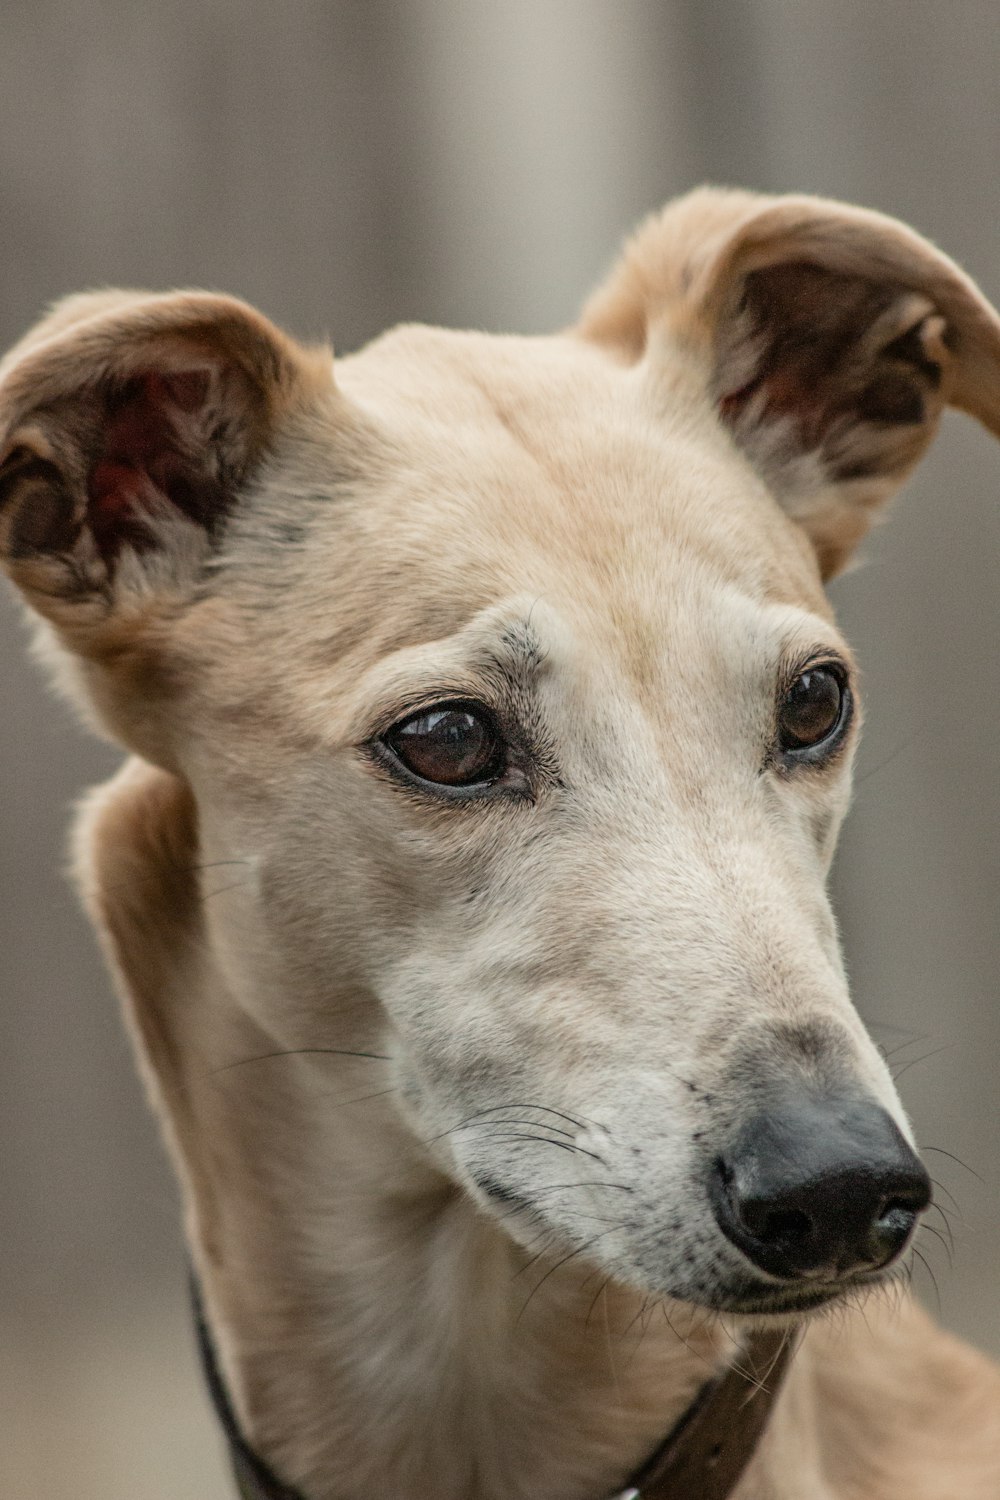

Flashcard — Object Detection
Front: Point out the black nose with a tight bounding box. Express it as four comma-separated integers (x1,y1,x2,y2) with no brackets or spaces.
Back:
711,1094,931,1281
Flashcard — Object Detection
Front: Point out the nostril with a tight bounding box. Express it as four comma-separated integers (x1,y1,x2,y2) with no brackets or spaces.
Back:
754,1206,813,1247
719,1165,817,1250
881,1180,931,1218
880,1196,916,1222
869,1194,923,1257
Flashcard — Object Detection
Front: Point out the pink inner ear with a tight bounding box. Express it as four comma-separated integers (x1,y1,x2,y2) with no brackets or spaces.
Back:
716,264,945,483
157,369,211,413
719,369,831,449
85,369,218,564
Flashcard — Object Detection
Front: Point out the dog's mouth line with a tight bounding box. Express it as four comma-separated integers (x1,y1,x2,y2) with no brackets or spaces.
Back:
473,1172,906,1318
695,1257,910,1318
702,1282,860,1317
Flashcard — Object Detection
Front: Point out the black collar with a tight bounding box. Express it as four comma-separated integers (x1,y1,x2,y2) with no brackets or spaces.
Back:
192,1278,305,1500
192,1276,796,1500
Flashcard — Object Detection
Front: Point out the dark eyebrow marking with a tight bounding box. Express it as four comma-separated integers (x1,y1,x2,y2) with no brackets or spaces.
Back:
493,615,549,678
360,614,551,746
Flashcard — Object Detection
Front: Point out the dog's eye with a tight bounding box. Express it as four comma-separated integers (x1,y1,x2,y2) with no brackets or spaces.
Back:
777,666,849,756
383,704,503,787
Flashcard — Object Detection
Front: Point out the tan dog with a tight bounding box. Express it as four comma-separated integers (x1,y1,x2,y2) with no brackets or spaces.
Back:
2,188,1000,1500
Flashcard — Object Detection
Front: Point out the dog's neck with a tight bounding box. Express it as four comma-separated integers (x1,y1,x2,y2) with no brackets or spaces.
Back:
184,1028,724,1499
82,767,817,1500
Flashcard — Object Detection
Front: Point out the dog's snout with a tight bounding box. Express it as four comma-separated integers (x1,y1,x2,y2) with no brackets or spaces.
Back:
711,1095,931,1282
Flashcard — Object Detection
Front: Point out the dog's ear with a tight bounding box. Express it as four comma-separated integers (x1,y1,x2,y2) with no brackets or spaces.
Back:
0,289,332,755
579,188,1000,576
0,289,330,647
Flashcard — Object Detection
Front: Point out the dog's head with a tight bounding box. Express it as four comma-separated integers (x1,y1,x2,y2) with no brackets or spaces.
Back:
4,190,999,1318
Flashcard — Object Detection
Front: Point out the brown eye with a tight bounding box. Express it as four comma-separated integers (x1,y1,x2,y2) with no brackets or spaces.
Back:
778,667,848,755
384,704,503,787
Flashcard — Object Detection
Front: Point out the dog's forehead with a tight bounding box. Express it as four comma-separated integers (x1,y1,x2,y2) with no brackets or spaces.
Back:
204,323,836,721
343,324,825,589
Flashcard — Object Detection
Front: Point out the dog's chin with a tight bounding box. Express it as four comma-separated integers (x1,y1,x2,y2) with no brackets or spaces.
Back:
693,1265,901,1321
472,1176,902,1326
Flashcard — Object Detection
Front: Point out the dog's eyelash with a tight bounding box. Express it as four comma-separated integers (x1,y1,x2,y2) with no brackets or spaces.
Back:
364,685,494,743
778,649,851,695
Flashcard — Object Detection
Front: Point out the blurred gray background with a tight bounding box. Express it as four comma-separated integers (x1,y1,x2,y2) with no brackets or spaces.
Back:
1,3,998,1497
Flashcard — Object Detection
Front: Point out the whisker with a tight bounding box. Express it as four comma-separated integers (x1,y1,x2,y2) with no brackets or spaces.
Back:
500,1101,605,1132
474,1131,605,1163
202,877,255,901
876,1036,933,1068
512,1233,558,1280
750,1326,796,1400
186,860,252,874
618,1293,662,1375
517,1228,623,1322
598,1281,623,1402
927,1175,963,1216
912,1246,942,1315
924,1201,956,1254
694,1310,786,1397
441,1118,577,1141
488,1134,579,1159
921,1146,985,1185
919,1222,954,1269
585,1275,613,1329
890,1043,954,1082
327,1086,399,1111
530,1181,635,1196
210,1046,390,1076
442,1101,606,1135
864,1019,925,1042
506,1205,626,1238
853,706,952,788
659,1301,730,1380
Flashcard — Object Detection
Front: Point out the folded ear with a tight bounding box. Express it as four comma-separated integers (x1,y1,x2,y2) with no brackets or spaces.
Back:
0,289,331,651
579,188,1000,576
